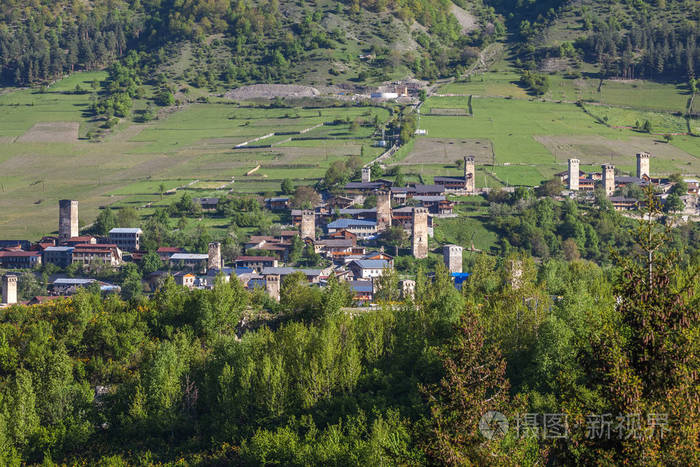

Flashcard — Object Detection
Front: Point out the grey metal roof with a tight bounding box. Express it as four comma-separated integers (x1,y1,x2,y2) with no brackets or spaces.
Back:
261,267,324,276
412,184,445,193
44,246,74,252
327,219,377,229
109,228,143,234
414,195,446,202
170,253,208,260
350,259,390,269
317,239,354,247
53,278,95,285
339,208,377,215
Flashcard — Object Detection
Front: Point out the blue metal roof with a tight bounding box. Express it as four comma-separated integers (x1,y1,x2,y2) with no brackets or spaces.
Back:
327,219,377,229
350,281,373,293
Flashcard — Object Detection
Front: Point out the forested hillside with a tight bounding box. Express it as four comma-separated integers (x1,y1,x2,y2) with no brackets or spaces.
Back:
0,0,498,87
507,0,700,80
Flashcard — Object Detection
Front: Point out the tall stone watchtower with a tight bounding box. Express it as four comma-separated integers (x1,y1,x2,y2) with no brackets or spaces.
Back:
568,158,580,191
376,191,392,231
602,164,615,197
361,167,371,183
265,274,280,302
2,274,17,305
464,156,475,193
59,200,79,242
637,152,651,179
301,210,315,240
412,207,429,259
443,244,463,273
208,242,222,271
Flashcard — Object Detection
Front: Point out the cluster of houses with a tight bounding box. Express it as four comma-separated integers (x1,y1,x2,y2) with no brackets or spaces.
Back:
2,151,698,308
559,152,699,211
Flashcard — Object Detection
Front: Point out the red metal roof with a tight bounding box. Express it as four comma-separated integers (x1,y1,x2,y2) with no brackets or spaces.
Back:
0,250,41,257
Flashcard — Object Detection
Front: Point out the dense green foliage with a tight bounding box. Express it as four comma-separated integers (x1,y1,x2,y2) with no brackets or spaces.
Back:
1,198,698,463
0,0,486,87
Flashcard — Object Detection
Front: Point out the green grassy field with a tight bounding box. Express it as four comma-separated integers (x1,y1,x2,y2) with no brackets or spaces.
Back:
3,68,700,241
438,72,529,98
433,199,499,254
0,72,107,139
400,95,700,184
0,73,392,239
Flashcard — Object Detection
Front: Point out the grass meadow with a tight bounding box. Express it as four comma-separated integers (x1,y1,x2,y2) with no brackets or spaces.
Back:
0,73,392,238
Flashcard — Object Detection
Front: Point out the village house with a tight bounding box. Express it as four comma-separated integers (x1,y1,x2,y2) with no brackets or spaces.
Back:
0,250,42,268
156,247,186,262
71,244,122,267
244,235,291,259
234,255,279,271
169,253,209,273
108,228,143,252
194,197,220,211
348,259,391,279
315,239,365,261
265,197,291,211
391,184,445,202
261,266,329,284
174,272,196,288
326,218,378,239
343,179,393,194
42,246,74,268
685,179,699,194
609,197,639,211
329,229,358,242
63,236,97,247
326,195,357,209
0,240,31,250
349,280,373,303
391,207,434,232
51,278,120,295
413,195,454,214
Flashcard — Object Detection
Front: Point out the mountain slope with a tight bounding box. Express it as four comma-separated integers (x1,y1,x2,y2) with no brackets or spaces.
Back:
0,0,497,87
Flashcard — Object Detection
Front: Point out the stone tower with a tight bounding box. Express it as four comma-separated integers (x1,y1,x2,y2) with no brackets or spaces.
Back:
637,152,650,179
376,191,392,231
362,167,371,183
412,207,429,259
602,164,615,197
464,156,475,193
301,210,315,240
508,259,523,290
443,244,463,273
59,200,79,242
2,274,17,305
568,158,580,191
265,274,280,302
208,242,222,271
399,279,416,299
